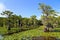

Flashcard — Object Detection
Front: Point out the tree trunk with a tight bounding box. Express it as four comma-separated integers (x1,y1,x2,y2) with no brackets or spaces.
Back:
19,20,21,27
44,27,49,32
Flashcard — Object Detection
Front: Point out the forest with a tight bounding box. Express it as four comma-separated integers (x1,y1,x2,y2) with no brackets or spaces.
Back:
0,10,42,34
0,3,60,40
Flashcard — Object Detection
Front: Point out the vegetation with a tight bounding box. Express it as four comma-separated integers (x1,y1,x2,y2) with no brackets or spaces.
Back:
0,10,42,35
0,3,60,40
39,3,58,32
3,26,60,40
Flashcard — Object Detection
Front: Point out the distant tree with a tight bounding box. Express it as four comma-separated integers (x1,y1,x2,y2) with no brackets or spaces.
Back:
56,16,60,27
11,14,18,27
1,10,13,31
30,15,37,27
37,20,43,26
22,17,29,27
17,15,22,27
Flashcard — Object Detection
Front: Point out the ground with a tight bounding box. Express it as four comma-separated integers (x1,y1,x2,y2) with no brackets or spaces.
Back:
1,26,60,40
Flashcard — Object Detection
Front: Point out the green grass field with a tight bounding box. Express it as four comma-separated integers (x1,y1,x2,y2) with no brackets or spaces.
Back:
2,26,60,40
0,27,7,34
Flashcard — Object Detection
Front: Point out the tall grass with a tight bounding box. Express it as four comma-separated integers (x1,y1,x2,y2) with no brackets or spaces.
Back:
3,26,60,40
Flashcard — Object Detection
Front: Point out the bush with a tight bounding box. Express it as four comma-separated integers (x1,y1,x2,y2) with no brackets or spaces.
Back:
9,27,20,33
0,27,7,34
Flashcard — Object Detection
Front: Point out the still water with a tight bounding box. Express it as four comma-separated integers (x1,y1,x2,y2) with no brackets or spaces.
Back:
0,35,3,40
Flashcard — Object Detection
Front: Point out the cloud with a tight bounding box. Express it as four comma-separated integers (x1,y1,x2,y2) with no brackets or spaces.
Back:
0,3,6,17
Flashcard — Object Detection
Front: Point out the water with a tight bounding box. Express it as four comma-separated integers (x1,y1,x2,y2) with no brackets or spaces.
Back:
0,35,3,40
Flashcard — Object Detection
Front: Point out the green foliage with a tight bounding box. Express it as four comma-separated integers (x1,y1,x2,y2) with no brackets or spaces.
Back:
39,3,58,32
0,27,7,34
3,26,60,40
21,36,32,40
0,3,60,40
0,10,42,34
10,27,20,33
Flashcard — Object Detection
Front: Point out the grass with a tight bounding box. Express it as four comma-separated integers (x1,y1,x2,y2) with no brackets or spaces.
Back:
0,27,7,34
0,26,60,40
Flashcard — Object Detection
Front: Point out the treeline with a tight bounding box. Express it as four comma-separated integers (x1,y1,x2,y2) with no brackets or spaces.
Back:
0,10,42,34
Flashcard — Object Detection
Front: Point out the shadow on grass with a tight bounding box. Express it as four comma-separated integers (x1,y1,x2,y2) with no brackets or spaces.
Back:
51,30,60,32
32,36,57,40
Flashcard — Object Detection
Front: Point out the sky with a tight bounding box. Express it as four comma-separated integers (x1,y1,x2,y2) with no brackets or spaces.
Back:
0,0,60,19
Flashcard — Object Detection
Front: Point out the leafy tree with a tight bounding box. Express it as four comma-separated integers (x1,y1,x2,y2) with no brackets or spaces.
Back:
22,17,29,27
39,3,57,32
1,10,13,31
17,15,22,27
30,15,37,27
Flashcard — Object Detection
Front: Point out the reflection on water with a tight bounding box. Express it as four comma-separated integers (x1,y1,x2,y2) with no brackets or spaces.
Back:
0,35,3,40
